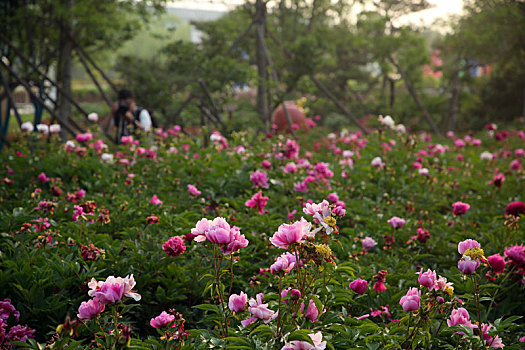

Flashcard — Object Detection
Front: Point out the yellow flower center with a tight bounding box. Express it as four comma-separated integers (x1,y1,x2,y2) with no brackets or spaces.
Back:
464,247,485,260
314,244,332,261
324,217,337,227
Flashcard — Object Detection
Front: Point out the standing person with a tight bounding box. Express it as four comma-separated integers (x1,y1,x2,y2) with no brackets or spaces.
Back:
102,89,152,144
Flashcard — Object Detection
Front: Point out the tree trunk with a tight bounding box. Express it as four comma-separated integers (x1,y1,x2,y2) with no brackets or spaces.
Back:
56,0,73,137
255,0,269,133
447,57,461,132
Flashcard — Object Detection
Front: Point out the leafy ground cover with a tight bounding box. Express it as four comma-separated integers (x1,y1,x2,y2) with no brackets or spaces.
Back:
0,118,524,349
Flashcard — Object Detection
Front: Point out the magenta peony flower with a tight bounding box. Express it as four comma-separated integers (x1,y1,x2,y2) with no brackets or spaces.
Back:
447,308,478,334
417,269,437,291
458,239,481,255
490,173,505,188
150,311,175,328
228,292,248,312
399,288,421,312
281,288,301,305
510,159,522,171
149,195,163,206
487,254,506,273
504,244,525,267
77,297,105,321
373,282,386,293
270,253,296,275
245,191,269,214
349,279,368,295
241,293,277,327
303,299,320,323
163,236,186,257
0,299,20,322
76,133,93,142
250,170,269,189
452,201,470,216
332,205,346,216
206,225,232,244
505,201,525,217
37,172,50,183
187,184,201,196
362,237,377,251
6,324,35,343
387,216,406,229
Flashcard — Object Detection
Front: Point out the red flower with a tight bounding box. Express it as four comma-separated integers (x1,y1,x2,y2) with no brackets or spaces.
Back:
505,201,525,217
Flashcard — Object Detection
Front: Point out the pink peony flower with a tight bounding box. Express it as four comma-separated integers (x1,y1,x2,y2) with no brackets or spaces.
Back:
76,133,93,142
362,237,377,251
504,244,525,267
510,159,522,171
241,293,277,327
505,201,525,217
413,228,431,243
349,279,368,295
452,201,470,216
417,269,437,291
454,139,465,148
262,160,272,169
487,254,506,273
399,288,421,312
37,172,50,183
490,173,505,188
187,184,201,196
77,297,105,321
481,323,504,348
371,157,384,168
284,162,297,174
88,275,141,304
458,258,480,275
228,292,248,312
245,191,269,214
281,288,301,305
387,216,406,229
270,253,296,275
270,218,313,249
150,311,175,328
220,226,249,255
281,332,326,350
250,170,269,188
163,236,186,257
327,192,339,203
447,308,478,334
303,299,320,323
150,195,163,206
458,239,481,255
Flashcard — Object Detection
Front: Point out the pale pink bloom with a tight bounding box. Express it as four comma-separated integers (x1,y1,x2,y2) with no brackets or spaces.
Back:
362,237,377,251
191,218,212,242
77,297,105,320
454,139,465,148
303,200,330,220
21,121,33,132
294,181,309,193
241,293,277,327
36,124,49,134
245,191,269,214
515,148,525,157
228,292,248,312
418,168,429,176
417,269,437,291
387,216,405,229
399,288,421,312
270,253,296,275
458,239,481,255
284,162,298,174
446,131,454,138
481,151,493,160
187,184,201,196
220,226,249,255
250,170,269,188
150,311,175,328
49,124,61,134
88,113,99,122
472,138,482,146
150,195,163,206
435,276,454,294
452,201,470,216
371,157,383,168
281,332,326,350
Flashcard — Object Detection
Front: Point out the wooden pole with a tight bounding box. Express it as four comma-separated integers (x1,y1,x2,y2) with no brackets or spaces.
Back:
310,75,368,133
0,33,90,121
255,0,270,133
0,60,78,136
75,46,112,107
0,70,24,129
163,94,194,129
388,55,442,137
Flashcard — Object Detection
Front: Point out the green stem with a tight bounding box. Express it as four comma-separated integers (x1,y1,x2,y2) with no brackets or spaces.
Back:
112,305,120,349
486,265,516,320
472,275,486,350
276,274,283,337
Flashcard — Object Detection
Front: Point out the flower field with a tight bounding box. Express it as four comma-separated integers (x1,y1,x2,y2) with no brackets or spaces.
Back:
1,120,524,349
